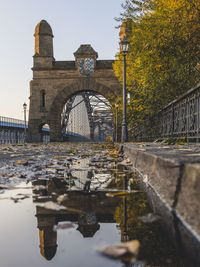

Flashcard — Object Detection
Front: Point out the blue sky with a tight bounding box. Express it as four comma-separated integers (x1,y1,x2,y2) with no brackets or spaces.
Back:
0,0,123,119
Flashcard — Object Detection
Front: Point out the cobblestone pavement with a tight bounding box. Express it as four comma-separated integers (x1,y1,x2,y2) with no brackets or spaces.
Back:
0,143,124,190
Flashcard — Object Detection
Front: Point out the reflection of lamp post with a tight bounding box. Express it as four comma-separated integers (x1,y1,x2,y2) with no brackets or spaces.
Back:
23,103,27,142
120,36,129,142
122,172,129,242
115,103,118,142
121,173,129,242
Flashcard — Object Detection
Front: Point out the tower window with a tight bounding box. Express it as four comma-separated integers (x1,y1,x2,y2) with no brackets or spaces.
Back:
41,90,46,108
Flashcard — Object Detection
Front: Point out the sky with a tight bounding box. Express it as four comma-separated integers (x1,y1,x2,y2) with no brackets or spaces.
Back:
0,0,123,120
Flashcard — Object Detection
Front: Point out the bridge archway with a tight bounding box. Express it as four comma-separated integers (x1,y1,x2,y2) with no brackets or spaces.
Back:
39,123,50,143
49,82,115,141
60,90,113,142
28,20,121,142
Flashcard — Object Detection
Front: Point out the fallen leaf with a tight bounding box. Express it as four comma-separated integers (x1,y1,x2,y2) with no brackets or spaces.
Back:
16,160,29,166
57,194,68,203
105,190,140,197
100,246,127,257
106,192,130,197
97,240,140,262
122,240,140,255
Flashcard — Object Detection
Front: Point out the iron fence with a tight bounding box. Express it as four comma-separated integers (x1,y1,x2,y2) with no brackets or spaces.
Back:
131,83,200,142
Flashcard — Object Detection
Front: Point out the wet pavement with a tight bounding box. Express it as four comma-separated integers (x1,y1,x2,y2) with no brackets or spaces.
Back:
0,143,185,266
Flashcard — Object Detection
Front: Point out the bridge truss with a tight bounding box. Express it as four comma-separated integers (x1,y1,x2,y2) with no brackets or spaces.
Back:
61,91,113,141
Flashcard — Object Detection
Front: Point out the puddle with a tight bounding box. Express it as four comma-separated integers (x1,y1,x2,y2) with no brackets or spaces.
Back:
0,144,185,266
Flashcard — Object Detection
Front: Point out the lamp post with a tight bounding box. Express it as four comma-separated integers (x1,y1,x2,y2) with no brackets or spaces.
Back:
120,36,129,142
23,103,27,142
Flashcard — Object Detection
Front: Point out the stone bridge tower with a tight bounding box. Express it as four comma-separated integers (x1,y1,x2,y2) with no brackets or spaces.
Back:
28,20,122,142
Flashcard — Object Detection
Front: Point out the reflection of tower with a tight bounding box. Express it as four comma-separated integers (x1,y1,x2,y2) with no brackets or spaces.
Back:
37,213,57,261
33,178,121,260
77,210,100,238
39,226,57,260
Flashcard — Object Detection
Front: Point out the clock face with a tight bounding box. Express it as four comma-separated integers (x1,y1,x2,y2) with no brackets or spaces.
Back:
77,58,95,76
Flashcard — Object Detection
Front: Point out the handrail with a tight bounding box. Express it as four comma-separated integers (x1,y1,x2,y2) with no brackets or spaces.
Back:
0,116,27,128
131,83,200,142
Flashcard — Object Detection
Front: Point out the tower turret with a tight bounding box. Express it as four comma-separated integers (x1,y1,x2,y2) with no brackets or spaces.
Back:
33,20,54,68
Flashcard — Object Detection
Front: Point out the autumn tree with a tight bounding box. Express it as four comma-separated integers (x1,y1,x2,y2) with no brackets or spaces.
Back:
113,0,200,139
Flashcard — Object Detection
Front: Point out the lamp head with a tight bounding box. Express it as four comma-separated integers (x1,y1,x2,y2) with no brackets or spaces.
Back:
120,36,129,53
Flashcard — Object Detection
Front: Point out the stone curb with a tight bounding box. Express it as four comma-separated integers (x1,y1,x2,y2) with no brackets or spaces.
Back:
121,144,200,266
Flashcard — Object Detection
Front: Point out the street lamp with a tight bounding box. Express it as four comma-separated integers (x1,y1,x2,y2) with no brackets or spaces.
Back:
120,36,129,142
23,103,27,142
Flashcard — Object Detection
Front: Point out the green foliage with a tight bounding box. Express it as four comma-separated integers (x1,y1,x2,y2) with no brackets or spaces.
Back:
114,0,200,137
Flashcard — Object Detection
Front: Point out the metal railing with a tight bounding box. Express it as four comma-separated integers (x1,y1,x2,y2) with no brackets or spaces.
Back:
0,116,26,128
131,83,200,142
0,116,26,144
41,132,50,143
0,117,51,144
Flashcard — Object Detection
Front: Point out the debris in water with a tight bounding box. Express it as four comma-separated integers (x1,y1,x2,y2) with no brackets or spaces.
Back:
117,159,132,166
106,192,129,197
37,201,67,211
57,194,68,203
106,190,140,197
16,160,29,166
143,174,148,183
10,195,29,203
139,213,160,223
97,240,140,263
0,184,10,190
33,185,47,191
53,222,75,231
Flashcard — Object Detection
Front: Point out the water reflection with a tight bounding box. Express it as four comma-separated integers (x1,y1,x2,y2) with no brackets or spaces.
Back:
122,172,128,242
0,144,187,267
31,162,184,266
33,178,121,261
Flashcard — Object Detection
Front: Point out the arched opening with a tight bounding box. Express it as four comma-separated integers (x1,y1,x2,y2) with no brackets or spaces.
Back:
39,124,50,142
61,91,114,142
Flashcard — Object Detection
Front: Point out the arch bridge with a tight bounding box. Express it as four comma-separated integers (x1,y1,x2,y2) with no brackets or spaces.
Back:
28,20,122,142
